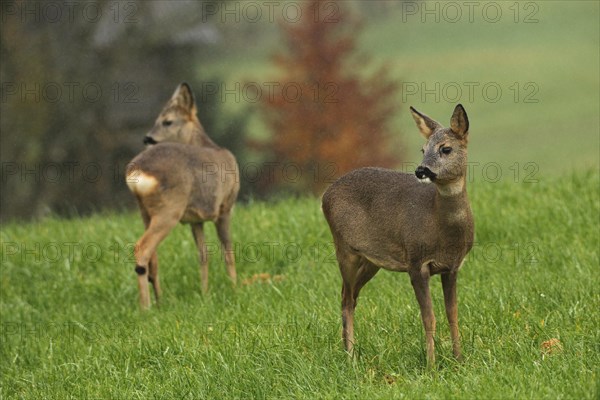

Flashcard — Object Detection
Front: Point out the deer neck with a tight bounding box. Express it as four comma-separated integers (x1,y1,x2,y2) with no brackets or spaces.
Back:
433,177,470,226
190,123,218,148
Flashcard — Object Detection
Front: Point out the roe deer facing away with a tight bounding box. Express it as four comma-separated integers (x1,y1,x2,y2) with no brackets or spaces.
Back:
126,83,239,310
322,104,474,367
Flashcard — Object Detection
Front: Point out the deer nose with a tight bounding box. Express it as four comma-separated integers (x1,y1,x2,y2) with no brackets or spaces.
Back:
415,166,436,180
143,136,157,145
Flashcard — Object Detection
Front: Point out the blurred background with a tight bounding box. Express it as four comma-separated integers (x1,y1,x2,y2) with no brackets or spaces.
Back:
1,0,598,221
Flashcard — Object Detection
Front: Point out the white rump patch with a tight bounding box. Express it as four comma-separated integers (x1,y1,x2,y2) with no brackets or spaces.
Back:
126,171,159,195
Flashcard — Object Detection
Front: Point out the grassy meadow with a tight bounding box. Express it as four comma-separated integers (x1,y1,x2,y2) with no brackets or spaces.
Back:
1,169,599,398
1,0,599,398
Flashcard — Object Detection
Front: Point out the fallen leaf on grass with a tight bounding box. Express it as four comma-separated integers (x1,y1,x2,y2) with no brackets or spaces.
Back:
242,273,285,286
541,338,563,357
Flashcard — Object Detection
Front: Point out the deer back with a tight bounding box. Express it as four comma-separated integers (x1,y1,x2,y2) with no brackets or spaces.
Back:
127,143,239,223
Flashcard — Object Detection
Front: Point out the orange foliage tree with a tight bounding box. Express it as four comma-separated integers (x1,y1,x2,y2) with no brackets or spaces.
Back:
258,0,402,194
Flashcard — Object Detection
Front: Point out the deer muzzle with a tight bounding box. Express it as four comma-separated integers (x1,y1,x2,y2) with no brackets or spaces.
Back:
143,136,158,145
415,166,437,181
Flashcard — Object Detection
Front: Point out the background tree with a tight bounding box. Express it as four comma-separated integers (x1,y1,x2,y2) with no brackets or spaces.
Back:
258,0,403,195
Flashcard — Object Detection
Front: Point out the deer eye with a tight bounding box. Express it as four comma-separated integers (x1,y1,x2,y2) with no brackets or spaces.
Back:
162,120,173,127
441,146,452,155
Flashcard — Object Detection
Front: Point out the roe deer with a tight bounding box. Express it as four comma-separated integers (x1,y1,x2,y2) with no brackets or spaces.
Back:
126,83,239,309
322,104,474,366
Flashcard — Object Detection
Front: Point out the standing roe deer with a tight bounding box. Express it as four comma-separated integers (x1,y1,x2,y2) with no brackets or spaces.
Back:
126,83,239,310
322,104,474,366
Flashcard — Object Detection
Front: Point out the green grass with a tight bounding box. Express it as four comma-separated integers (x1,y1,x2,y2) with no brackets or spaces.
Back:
1,169,598,398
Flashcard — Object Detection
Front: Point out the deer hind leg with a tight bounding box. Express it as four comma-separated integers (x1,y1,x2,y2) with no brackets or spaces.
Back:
441,271,461,360
410,265,436,368
134,211,180,310
140,207,162,306
348,259,379,356
191,223,209,294
337,245,378,356
341,280,354,355
216,212,237,286
337,247,360,354
148,252,161,305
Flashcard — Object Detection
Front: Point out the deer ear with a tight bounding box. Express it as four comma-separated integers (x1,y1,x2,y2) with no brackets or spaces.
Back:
410,106,441,139
450,104,469,138
170,82,197,114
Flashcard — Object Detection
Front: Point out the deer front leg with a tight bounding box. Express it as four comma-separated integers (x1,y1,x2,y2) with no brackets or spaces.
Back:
441,271,461,360
410,265,436,368
191,223,209,294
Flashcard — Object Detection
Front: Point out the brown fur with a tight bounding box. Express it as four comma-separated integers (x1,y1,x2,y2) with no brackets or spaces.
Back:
126,83,239,309
322,104,474,367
